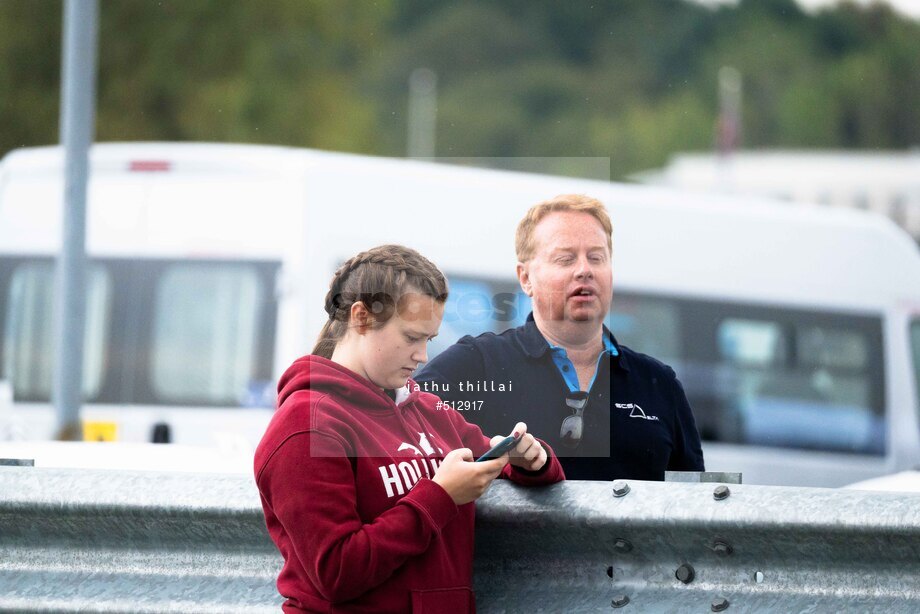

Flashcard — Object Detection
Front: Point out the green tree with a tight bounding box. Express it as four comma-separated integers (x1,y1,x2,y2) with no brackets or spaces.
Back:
0,0,392,159
2,0,919,180
0,1,62,153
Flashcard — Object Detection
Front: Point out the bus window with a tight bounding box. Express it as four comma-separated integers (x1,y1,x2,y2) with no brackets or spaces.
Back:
797,325,872,413
429,279,494,359
718,319,786,366
150,264,264,405
715,317,883,455
799,325,868,369
609,294,681,362
427,277,538,359
2,261,111,400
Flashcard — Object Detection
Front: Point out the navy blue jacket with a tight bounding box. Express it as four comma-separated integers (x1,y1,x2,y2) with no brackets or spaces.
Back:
414,315,704,481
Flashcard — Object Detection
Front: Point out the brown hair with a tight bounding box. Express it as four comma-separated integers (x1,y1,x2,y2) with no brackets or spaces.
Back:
312,244,449,359
515,194,613,262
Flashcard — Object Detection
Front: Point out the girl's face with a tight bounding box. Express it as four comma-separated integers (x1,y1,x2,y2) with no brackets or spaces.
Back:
357,293,444,390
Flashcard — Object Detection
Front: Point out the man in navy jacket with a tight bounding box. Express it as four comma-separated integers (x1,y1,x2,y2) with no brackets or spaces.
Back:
415,194,704,481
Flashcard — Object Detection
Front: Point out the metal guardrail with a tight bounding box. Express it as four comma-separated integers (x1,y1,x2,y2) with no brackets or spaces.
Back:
474,479,920,613
2,467,919,612
0,467,280,613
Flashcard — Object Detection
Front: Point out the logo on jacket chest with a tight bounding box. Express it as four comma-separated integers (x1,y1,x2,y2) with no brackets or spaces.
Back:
396,432,443,457
615,402,660,421
379,432,444,498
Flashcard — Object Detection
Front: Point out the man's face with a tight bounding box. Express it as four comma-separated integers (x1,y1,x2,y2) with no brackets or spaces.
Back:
359,293,443,390
518,211,612,324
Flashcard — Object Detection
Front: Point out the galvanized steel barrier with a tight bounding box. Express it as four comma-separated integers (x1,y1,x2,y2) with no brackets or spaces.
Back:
0,467,280,613
2,467,920,613
473,478,920,613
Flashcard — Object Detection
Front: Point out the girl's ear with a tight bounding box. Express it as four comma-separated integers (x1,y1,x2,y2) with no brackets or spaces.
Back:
350,301,374,333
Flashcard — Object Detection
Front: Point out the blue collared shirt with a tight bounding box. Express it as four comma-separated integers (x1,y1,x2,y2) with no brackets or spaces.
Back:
547,333,619,393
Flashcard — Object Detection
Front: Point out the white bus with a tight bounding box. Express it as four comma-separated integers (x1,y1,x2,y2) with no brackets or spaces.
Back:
1,142,919,487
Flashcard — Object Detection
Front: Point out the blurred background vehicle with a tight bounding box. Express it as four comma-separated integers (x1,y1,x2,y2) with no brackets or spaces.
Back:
2,142,919,486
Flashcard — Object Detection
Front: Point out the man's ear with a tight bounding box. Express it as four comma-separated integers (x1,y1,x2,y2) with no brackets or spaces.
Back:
516,262,532,297
350,302,374,333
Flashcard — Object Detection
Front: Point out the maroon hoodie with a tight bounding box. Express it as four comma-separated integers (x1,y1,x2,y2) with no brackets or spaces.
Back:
254,355,564,613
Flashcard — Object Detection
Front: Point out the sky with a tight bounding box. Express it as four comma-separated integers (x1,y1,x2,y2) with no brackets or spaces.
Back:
797,0,920,18
694,0,920,20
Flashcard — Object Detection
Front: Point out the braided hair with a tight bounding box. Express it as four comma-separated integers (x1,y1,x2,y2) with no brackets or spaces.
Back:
312,245,449,359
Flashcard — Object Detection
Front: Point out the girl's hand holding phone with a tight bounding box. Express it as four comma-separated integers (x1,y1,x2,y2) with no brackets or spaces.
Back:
490,422,547,472
432,448,507,505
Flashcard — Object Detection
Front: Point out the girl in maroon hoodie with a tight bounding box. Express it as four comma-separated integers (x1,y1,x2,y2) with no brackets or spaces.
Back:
254,244,564,613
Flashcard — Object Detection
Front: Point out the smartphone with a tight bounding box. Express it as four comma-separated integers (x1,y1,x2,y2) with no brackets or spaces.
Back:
475,435,520,462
